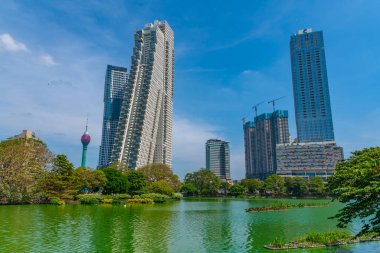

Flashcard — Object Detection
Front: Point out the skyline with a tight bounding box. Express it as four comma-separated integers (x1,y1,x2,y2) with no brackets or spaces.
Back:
1,1,380,179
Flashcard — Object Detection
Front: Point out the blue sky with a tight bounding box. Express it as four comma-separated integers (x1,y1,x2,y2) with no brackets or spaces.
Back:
0,0,380,180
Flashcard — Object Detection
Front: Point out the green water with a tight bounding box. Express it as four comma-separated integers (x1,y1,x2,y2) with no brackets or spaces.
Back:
0,198,379,252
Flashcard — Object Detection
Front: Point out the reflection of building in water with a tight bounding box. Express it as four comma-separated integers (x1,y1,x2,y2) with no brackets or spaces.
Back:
276,141,343,179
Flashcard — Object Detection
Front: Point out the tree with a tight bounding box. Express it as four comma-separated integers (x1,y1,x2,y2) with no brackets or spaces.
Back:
184,169,220,196
219,182,231,196
72,167,107,193
42,154,77,198
229,184,247,197
100,167,129,194
285,177,308,197
241,178,264,194
0,138,52,203
125,169,146,195
264,174,285,196
308,176,326,196
149,180,174,196
181,183,197,196
328,147,380,235
138,164,181,192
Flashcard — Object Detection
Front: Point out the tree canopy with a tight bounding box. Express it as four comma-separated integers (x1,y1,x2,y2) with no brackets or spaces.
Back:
328,147,380,235
183,168,220,196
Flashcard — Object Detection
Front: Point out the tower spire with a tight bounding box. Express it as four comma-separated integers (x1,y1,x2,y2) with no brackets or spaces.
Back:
81,117,91,167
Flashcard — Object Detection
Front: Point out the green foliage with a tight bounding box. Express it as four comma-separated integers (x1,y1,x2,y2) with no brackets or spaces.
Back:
52,154,74,176
172,192,183,200
184,169,221,196
296,231,352,245
50,198,65,205
141,193,170,203
181,183,197,195
0,138,52,204
100,167,129,194
149,180,174,196
126,198,154,204
138,164,181,192
124,169,146,195
264,174,285,196
229,184,247,197
328,147,380,235
72,167,107,193
101,198,113,204
285,177,308,197
219,182,231,196
246,201,329,212
240,179,264,194
110,194,131,200
308,176,326,196
78,194,100,204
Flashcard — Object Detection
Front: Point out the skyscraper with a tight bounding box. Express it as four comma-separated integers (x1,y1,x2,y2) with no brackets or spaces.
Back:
206,139,231,181
98,65,128,168
111,20,174,169
243,121,255,179
246,110,290,179
290,28,335,142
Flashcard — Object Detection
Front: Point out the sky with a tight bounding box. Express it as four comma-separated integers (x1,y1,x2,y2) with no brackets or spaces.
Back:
0,0,380,180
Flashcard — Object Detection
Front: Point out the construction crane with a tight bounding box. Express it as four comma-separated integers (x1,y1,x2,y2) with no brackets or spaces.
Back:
268,96,286,112
252,101,265,117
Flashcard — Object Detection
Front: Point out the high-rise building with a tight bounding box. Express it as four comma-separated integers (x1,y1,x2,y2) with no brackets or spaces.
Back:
206,139,231,180
111,20,174,169
290,28,335,142
81,122,91,168
98,65,128,168
243,121,255,179
246,110,290,179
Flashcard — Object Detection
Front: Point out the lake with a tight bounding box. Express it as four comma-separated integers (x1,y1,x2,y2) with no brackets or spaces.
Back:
0,198,379,252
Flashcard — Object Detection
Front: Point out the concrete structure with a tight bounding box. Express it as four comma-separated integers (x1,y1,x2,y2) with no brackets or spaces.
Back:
81,123,91,168
10,130,38,140
206,139,231,181
245,110,290,179
243,121,255,179
276,141,343,179
111,20,174,169
98,65,128,168
290,28,335,142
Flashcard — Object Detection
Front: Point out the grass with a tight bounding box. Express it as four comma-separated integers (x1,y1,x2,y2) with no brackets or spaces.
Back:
265,230,380,250
245,201,329,212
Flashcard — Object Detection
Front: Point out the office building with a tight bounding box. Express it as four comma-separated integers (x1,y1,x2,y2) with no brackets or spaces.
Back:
206,139,231,180
98,65,128,168
276,142,343,179
290,28,335,142
111,20,174,169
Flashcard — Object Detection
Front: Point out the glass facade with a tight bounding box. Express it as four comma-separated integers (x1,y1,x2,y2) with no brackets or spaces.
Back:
98,65,128,168
290,29,335,142
206,139,231,180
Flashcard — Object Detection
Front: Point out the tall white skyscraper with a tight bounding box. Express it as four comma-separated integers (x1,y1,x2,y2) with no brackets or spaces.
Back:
111,20,174,169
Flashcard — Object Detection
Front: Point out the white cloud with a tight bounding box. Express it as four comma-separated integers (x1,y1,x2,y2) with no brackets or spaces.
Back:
0,33,28,52
172,115,224,178
39,53,57,66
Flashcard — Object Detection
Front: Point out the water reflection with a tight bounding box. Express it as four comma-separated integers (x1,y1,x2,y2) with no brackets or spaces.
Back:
0,200,379,253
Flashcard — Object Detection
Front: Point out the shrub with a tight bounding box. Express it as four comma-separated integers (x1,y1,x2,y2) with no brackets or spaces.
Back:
50,198,65,205
126,198,154,204
101,198,113,204
141,193,170,203
172,192,183,200
149,180,174,196
78,194,100,205
110,194,131,200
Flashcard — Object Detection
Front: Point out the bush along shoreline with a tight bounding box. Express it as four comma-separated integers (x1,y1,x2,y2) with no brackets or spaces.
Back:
265,231,380,250
245,201,329,212
49,193,183,205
